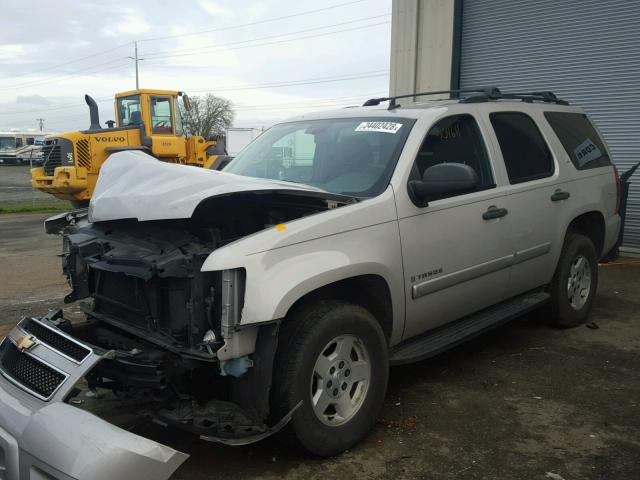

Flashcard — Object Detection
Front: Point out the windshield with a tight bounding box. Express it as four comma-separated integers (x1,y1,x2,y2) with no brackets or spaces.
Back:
223,117,414,197
0,137,16,150
117,95,142,127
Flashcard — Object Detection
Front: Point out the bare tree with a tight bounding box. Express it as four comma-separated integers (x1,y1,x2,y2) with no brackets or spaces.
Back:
182,94,234,138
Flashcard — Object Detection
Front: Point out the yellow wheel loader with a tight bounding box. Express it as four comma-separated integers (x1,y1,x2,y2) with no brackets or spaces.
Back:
31,89,227,207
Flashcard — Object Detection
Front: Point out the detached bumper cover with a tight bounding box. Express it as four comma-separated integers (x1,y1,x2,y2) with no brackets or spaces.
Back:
0,319,187,480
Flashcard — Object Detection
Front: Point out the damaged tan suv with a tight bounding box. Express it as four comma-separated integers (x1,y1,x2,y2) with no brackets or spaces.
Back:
0,88,621,479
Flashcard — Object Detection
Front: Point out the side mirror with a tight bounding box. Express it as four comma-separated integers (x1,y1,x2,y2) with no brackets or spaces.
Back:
408,163,479,206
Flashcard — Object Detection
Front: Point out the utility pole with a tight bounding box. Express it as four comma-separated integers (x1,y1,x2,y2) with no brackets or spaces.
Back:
36,118,44,131
128,41,144,89
134,41,139,89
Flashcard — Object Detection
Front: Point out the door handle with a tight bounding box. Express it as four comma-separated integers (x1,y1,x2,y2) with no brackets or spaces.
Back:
482,206,508,220
551,190,570,202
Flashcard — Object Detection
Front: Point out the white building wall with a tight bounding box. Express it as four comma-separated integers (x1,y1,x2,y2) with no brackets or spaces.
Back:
389,0,456,99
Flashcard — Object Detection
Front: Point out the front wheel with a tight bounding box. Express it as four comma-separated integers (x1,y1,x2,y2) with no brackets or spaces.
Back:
547,233,598,327
271,300,388,456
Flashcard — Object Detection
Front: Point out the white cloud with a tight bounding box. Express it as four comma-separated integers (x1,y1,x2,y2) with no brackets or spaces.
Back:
198,1,236,18
0,0,391,130
0,44,26,61
16,95,51,105
247,2,268,20
100,7,152,37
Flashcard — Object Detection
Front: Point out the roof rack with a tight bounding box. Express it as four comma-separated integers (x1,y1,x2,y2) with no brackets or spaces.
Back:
362,87,569,110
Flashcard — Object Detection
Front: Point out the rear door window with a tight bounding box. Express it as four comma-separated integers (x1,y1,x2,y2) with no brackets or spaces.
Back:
490,112,554,184
544,112,611,170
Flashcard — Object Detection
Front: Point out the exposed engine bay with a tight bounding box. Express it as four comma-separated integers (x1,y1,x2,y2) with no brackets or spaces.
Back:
41,189,348,442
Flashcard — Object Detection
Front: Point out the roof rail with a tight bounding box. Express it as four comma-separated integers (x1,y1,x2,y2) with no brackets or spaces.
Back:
462,90,569,105
363,87,569,109
362,87,501,110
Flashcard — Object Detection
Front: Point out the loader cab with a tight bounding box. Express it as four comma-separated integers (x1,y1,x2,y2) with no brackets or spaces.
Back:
114,89,187,159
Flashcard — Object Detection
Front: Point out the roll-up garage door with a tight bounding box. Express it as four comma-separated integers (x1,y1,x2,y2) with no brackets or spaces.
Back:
459,0,640,251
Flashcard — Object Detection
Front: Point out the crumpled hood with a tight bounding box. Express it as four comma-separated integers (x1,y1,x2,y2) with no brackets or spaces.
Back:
89,151,339,222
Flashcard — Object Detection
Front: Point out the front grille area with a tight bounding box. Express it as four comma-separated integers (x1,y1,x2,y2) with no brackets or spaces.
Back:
76,138,91,169
42,144,61,175
0,340,66,400
21,319,91,362
93,269,192,341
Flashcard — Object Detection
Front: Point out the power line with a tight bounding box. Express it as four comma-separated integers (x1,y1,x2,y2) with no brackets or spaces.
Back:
143,20,391,61
4,42,133,80
233,94,383,111
0,96,113,116
0,59,131,91
236,103,360,112
0,17,388,93
138,0,367,43
189,71,389,93
2,1,366,83
0,70,387,114
143,14,390,59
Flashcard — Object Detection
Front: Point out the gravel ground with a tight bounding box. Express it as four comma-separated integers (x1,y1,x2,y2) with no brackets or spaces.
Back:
0,165,65,204
0,213,638,480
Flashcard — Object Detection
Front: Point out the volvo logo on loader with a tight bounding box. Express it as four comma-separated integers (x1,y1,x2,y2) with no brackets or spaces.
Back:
95,136,126,142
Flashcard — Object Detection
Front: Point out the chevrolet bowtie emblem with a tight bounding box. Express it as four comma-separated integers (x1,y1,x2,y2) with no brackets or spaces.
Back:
16,335,36,351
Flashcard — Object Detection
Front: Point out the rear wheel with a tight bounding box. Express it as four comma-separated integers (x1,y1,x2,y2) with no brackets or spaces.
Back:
547,233,598,327
271,300,388,456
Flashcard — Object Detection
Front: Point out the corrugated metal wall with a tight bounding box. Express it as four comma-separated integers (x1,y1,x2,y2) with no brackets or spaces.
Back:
459,0,640,250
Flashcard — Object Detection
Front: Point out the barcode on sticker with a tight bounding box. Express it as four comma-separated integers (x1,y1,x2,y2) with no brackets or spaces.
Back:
355,121,402,134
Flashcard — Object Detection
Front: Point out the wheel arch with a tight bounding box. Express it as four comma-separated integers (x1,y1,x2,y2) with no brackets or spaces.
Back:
565,210,606,258
283,274,395,344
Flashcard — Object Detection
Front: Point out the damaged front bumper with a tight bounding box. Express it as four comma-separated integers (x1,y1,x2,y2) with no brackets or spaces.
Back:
0,317,187,480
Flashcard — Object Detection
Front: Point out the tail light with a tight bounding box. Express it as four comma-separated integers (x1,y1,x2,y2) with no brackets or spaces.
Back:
613,165,621,215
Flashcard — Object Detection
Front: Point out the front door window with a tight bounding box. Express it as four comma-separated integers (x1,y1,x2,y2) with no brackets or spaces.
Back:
151,97,174,134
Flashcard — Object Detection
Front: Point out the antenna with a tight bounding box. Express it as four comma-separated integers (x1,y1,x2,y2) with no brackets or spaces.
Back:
36,118,44,131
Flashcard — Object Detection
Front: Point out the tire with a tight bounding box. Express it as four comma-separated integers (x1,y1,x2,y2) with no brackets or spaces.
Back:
547,233,598,327
271,300,388,456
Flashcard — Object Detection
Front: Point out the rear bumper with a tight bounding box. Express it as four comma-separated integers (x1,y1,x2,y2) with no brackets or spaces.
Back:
602,213,622,258
0,319,187,480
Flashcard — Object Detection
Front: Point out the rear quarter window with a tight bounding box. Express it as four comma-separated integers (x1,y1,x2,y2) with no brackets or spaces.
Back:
544,112,611,170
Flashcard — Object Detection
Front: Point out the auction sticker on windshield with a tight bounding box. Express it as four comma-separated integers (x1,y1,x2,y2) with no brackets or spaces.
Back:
355,121,403,134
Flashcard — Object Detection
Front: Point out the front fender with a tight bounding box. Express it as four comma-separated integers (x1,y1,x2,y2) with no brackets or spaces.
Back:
205,220,406,346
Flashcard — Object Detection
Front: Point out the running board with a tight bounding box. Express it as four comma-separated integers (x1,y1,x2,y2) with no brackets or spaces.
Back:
390,291,550,365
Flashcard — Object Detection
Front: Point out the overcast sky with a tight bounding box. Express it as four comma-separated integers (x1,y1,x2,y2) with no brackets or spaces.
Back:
0,0,391,133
